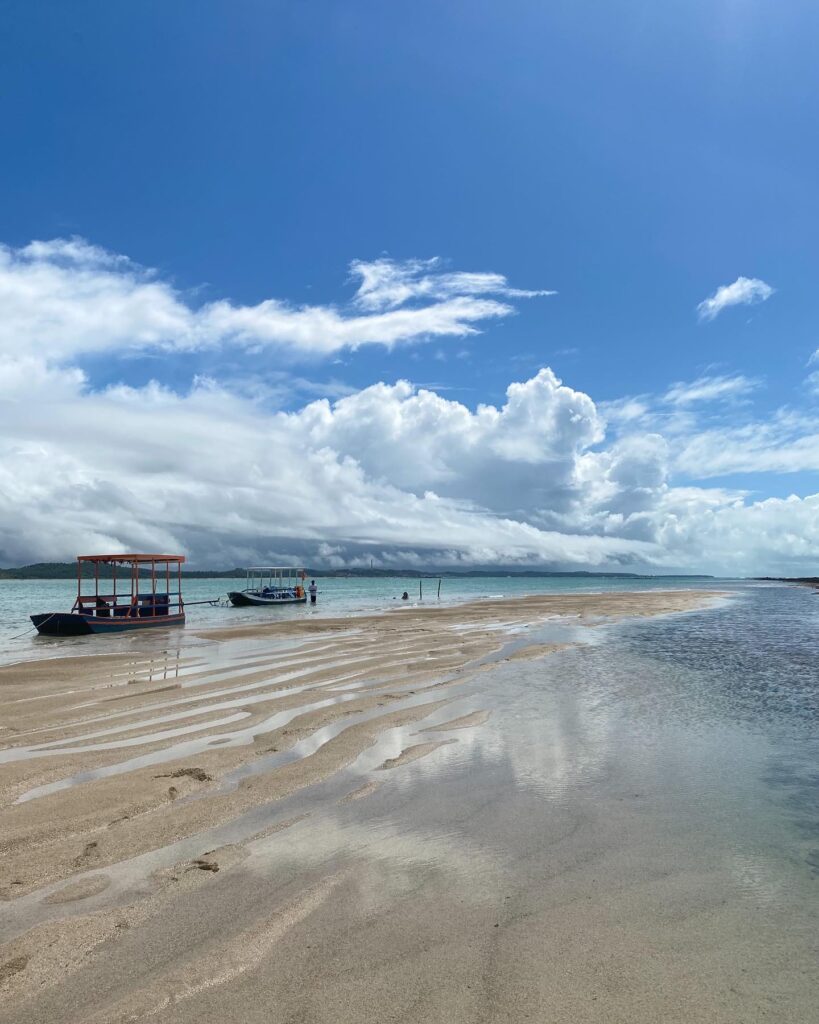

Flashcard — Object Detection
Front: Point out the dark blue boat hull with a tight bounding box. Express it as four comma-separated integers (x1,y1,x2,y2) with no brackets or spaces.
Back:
30,612,185,636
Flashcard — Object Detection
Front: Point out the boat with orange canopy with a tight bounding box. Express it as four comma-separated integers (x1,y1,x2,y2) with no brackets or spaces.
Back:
30,554,186,636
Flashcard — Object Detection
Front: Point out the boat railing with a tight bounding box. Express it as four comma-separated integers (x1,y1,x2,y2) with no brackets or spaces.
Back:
74,590,182,618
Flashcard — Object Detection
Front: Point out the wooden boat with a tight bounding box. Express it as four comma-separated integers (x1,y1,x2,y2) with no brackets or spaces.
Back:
228,566,307,606
31,554,186,636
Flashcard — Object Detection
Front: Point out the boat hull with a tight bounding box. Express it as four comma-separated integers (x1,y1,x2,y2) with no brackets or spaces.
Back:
30,612,186,636
227,591,307,607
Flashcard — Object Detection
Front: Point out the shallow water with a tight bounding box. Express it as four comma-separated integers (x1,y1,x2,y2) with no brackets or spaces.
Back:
0,572,727,665
7,584,818,908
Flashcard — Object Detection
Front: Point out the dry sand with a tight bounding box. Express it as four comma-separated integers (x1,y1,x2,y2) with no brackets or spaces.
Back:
0,588,772,1024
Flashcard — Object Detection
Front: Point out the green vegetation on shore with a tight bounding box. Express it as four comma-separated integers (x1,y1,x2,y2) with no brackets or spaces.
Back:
754,576,819,585
0,561,714,581
0,563,247,580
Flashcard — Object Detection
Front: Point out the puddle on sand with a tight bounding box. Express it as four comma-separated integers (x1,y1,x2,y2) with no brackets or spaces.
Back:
0,687,473,943
191,680,472,799
7,625,502,797
15,676,369,750
14,682,424,803
8,712,253,773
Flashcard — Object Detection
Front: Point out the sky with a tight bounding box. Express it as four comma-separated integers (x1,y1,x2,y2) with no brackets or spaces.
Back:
1,0,818,575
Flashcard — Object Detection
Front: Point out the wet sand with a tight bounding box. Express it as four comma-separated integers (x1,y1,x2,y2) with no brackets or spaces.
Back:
2,587,815,1022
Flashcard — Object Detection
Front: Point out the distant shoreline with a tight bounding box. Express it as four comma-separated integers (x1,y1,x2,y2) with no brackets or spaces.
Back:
0,562,715,582
754,576,819,586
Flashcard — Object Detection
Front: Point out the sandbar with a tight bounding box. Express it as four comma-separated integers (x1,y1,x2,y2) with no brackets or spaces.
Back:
5,588,793,1024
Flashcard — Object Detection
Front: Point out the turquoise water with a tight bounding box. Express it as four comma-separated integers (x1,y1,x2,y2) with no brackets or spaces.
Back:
0,574,726,666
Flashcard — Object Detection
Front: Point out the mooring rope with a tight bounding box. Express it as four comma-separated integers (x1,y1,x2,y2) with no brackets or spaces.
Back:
7,612,57,642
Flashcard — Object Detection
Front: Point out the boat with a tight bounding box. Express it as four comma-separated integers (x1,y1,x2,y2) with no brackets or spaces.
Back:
228,566,307,606
30,554,186,636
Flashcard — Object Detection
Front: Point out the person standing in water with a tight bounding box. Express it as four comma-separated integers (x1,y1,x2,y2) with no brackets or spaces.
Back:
308,580,318,604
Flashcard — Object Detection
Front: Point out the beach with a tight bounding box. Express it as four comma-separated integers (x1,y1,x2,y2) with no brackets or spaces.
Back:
1,587,817,1023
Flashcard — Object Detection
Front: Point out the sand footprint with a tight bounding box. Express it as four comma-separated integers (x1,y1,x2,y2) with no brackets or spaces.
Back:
0,955,29,982
42,874,111,904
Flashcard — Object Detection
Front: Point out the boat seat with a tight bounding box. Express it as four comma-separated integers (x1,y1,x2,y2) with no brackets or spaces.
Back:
137,593,170,616
138,603,157,616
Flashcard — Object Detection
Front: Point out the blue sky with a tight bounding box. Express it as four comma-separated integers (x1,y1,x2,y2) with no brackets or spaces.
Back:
0,2,817,572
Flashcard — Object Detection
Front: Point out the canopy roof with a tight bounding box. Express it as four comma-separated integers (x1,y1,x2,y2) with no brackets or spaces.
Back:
77,554,186,564
248,566,305,571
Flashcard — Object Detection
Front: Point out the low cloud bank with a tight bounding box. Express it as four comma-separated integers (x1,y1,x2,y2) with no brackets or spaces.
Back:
1,358,817,575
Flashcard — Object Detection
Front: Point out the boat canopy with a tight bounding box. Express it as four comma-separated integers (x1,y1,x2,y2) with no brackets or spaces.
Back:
78,553,186,563
72,553,186,618
246,566,306,585
247,566,304,572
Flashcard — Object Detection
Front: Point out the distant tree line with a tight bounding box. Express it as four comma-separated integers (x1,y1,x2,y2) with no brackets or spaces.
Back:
0,562,714,581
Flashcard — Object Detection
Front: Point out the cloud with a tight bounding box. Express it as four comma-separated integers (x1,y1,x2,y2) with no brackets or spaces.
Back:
599,397,651,425
0,360,656,569
601,375,757,448
291,369,605,518
1,236,817,576
697,277,774,321
349,257,554,312
0,239,549,361
674,412,819,477
2,352,819,575
664,373,759,406
604,374,819,480
655,492,819,576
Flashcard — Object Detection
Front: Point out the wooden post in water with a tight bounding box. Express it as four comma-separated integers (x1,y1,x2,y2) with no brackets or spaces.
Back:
438,578,441,599
419,578,423,601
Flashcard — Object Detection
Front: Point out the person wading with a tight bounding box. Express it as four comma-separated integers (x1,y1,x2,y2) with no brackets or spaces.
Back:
308,580,318,605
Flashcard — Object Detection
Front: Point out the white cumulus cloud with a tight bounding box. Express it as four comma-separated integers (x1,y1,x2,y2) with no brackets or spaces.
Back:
0,360,656,569
1,354,818,575
697,276,774,321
